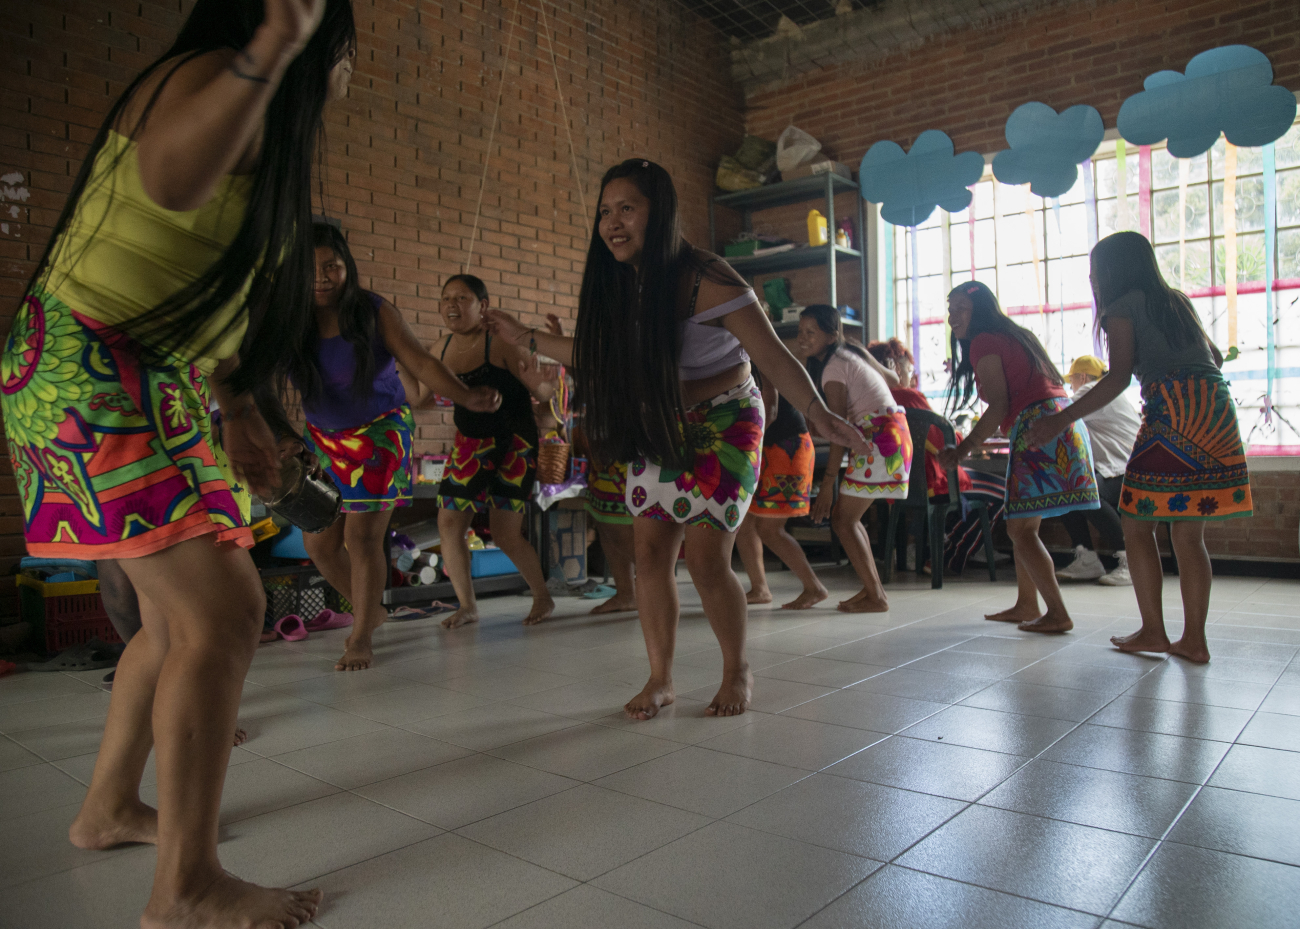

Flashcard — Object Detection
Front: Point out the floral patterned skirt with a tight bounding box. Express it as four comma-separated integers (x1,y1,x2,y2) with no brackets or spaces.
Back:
305,405,413,513
1,288,252,558
436,428,536,514
751,432,814,517
586,461,631,525
1006,397,1100,519
1120,370,1252,521
840,407,913,500
626,378,764,531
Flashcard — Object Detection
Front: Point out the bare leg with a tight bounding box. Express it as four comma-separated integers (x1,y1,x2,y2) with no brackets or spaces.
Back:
438,507,479,629
116,538,320,929
831,496,888,612
985,521,1045,623
735,513,772,604
624,518,684,720
302,516,353,603
334,510,396,670
489,508,555,625
1004,517,1074,633
590,520,637,614
1168,521,1211,662
683,523,753,716
755,516,827,609
1111,517,1172,654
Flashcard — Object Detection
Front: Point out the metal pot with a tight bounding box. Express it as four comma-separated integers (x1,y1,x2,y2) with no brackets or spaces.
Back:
263,455,342,534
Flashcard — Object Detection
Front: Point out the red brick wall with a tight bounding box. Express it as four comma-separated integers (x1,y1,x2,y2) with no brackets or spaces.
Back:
0,0,743,617
741,0,1300,562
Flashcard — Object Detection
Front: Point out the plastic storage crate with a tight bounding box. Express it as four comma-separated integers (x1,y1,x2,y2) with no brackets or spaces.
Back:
259,565,350,625
470,548,516,578
16,575,122,654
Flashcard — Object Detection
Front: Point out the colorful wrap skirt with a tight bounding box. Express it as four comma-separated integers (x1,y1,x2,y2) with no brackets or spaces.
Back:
840,407,912,500
586,461,631,524
751,432,814,517
1120,369,1252,521
1,289,252,558
626,378,764,531
304,405,413,513
437,429,537,514
1005,396,1101,519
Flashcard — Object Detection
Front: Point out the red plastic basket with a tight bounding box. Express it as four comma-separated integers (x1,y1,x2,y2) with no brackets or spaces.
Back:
16,575,122,654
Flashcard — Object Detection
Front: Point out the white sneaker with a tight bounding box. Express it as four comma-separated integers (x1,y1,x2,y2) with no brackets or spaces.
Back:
1056,545,1105,581
1098,551,1133,586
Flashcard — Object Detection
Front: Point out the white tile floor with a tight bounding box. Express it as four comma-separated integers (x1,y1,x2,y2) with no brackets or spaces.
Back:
4,564,1300,928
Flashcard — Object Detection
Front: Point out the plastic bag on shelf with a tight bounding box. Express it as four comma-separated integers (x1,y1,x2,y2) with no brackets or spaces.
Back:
776,125,822,173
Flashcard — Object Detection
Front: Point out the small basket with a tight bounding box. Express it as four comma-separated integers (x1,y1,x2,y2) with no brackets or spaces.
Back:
16,575,122,654
259,565,351,626
536,442,571,484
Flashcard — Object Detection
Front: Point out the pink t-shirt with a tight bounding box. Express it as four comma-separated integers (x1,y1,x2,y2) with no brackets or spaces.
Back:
821,349,895,421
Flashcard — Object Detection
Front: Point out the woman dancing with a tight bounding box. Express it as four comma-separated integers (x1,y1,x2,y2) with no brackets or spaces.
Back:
293,225,500,668
938,281,1099,634
427,273,554,628
1027,232,1251,661
0,2,354,925
733,369,828,609
800,306,910,611
485,159,865,719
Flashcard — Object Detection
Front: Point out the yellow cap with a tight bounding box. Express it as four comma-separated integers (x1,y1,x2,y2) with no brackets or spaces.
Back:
1068,355,1106,378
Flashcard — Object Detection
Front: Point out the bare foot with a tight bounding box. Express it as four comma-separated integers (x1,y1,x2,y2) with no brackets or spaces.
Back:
233,727,248,748
590,595,637,615
624,678,675,720
985,604,1040,623
782,586,829,610
335,635,374,671
141,872,322,929
1111,629,1171,654
1017,610,1074,634
440,607,479,629
69,798,158,849
522,593,556,626
1169,638,1210,664
838,589,889,613
746,588,774,605
706,666,753,716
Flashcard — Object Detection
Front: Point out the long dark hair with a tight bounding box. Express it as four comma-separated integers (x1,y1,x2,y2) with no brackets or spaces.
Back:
1090,231,1210,352
945,280,1062,415
800,304,872,399
27,0,356,397
292,222,377,399
573,159,732,469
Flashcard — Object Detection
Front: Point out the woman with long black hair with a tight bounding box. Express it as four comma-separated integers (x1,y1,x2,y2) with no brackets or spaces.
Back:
1,2,353,925
295,225,500,669
938,281,1100,634
1027,232,1251,662
485,159,865,720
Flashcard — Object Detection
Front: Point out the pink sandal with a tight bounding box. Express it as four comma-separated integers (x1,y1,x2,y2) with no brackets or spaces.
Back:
273,614,309,642
306,609,353,631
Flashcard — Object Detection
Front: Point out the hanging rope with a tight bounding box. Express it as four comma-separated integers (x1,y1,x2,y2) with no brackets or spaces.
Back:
537,0,589,222
464,0,523,274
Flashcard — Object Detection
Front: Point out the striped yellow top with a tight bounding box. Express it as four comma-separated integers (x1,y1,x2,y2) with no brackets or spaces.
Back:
43,130,254,373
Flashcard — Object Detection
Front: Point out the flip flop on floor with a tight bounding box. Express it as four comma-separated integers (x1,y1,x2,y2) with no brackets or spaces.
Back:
306,609,353,631
273,615,309,642
25,639,121,673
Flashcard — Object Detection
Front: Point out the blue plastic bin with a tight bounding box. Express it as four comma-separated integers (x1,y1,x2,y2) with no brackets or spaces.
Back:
470,548,516,578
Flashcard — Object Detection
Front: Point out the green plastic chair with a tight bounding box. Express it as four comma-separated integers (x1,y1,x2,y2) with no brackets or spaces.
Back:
882,407,995,588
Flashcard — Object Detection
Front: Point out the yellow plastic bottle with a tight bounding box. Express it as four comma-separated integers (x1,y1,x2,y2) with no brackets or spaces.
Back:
806,209,828,246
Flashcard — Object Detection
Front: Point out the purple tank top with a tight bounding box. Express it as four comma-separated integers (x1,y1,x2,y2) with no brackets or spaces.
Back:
299,292,408,431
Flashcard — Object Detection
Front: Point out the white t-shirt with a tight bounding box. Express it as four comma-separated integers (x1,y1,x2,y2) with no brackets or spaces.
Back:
821,349,895,421
1073,381,1142,478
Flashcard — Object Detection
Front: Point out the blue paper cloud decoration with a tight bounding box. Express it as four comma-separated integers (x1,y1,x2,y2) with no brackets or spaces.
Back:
991,102,1104,198
859,130,985,226
1117,45,1297,158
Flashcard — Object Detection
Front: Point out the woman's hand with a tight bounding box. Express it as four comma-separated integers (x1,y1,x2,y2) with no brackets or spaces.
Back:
515,356,556,401
223,406,282,497
937,445,964,473
544,314,565,337
463,386,502,413
810,481,835,524
482,308,530,346
1026,413,1066,449
261,0,328,53
807,405,868,454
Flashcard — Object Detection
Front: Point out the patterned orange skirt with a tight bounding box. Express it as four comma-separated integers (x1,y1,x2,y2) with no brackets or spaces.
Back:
750,432,813,518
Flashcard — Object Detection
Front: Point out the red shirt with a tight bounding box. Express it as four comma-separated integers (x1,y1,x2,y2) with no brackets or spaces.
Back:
969,332,1066,433
889,387,973,498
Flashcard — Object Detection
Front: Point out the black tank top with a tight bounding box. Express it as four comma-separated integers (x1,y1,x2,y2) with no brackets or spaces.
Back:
441,333,538,443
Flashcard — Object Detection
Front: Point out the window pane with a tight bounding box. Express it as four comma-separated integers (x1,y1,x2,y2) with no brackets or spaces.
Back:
1057,170,1086,206
1278,168,1300,227
1277,123,1300,170
1213,232,1266,285
917,275,946,321
1153,185,1210,243
916,227,944,276
950,222,971,275
1048,254,1092,304
1044,202,1090,256
1096,152,1139,198
972,182,995,219
1212,177,1266,235
1152,147,1181,189
973,218,997,267
1156,240,1212,291
997,211,1044,265
1002,262,1043,308
1211,138,1264,178
1278,228,1300,279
